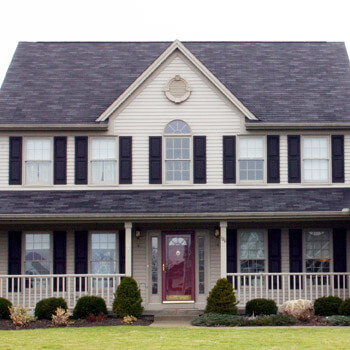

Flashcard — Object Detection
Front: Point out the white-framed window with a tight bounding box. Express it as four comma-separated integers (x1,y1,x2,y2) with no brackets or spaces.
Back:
304,230,331,273
25,138,52,184
25,233,51,275
302,136,330,182
90,138,117,184
239,231,266,273
164,120,191,183
151,236,159,294
90,233,117,274
238,137,265,182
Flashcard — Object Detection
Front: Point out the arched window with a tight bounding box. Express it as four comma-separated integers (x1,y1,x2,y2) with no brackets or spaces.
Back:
164,120,191,182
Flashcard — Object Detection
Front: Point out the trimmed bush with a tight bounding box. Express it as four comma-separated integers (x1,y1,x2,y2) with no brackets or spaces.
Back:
73,296,107,319
339,299,350,316
278,299,313,321
113,277,143,318
0,297,12,319
191,313,296,327
34,297,68,320
205,278,238,315
245,298,277,316
314,296,342,316
327,315,350,326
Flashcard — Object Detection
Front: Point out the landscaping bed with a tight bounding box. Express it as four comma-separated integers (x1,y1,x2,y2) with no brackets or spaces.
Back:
0,315,153,330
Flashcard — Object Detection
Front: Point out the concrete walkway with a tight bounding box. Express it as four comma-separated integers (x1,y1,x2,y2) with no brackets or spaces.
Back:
150,316,193,327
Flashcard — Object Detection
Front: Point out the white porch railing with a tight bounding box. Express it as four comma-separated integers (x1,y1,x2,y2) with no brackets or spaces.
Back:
226,273,350,307
0,274,125,310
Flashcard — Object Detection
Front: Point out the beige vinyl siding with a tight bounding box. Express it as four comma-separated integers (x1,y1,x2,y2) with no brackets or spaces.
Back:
0,231,7,274
66,137,75,186
111,52,243,187
280,135,288,184
209,231,220,289
66,230,75,274
132,233,147,305
345,134,350,183
281,229,290,273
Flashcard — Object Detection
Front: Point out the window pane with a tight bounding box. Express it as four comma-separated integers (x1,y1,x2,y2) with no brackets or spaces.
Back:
91,160,116,183
198,236,205,294
26,139,51,161
91,139,116,160
304,159,328,181
91,233,116,275
164,120,191,134
239,137,263,158
239,160,264,181
305,231,330,272
304,137,328,159
25,233,50,275
240,232,265,260
152,237,158,294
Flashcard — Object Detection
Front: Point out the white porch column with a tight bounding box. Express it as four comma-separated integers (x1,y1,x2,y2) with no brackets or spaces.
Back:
220,221,228,278
125,222,133,276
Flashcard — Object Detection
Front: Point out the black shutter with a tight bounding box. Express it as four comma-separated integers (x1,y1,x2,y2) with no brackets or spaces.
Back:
75,136,88,184
223,136,236,183
119,136,132,184
267,136,280,183
193,136,206,184
289,229,303,289
8,231,21,292
119,229,125,274
332,135,344,183
53,231,66,291
149,137,162,184
288,135,301,183
54,137,67,185
9,137,22,185
333,228,347,288
75,231,88,291
226,229,237,287
268,229,281,289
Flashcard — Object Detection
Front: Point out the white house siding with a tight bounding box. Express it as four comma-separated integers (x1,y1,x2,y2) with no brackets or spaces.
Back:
0,231,7,275
0,137,8,187
281,229,290,273
209,231,221,289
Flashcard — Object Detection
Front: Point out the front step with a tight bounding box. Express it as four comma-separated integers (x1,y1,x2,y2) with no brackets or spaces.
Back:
144,309,202,317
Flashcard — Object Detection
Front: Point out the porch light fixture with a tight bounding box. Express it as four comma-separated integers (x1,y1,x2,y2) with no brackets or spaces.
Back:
214,227,220,238
135,230,141,239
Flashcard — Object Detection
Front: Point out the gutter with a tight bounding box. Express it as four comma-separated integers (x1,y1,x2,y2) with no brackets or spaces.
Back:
0,124,108,131
245,122,350,131
0,210,348,224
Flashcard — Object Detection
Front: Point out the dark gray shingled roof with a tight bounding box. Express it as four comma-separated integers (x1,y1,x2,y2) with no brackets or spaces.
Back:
0,42,349,124
0,188,349,215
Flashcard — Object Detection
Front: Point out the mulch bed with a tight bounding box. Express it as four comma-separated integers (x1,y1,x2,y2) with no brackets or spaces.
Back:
0,316,153,330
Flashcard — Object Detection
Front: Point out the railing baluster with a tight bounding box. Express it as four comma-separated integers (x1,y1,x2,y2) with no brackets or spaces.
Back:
282,275,285,304
22,277,25,307
337,275,340,298
315,273,319,300
321,273,324,297
243,275,246,306
293,275,296,300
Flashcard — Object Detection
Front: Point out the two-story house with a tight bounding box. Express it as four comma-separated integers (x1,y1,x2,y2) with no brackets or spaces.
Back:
0,40,349,314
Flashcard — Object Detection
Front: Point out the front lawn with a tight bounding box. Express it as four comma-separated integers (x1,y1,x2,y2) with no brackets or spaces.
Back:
0,327,350,349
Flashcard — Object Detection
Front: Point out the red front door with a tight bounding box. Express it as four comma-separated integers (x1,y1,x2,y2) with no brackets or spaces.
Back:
162,232,195,302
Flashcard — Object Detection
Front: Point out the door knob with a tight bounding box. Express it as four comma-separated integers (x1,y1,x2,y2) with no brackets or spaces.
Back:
162,264,165,272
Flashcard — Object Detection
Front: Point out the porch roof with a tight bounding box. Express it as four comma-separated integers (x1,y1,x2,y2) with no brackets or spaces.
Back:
0,188,349,219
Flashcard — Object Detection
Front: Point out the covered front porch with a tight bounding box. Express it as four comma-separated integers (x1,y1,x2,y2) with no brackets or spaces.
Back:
0,217,349,312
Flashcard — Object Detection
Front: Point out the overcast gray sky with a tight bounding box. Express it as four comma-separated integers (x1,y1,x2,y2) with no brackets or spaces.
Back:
0,0,349,85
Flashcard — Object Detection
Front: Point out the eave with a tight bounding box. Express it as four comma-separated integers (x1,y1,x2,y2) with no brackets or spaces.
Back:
245,122,350,131
0,210,349,224
0,123,108,131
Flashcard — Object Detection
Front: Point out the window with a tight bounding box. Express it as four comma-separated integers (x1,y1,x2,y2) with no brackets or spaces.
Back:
25,233,50,275
305,231,330,272
91,138,117,184
91,233,117,274
198,236,205,294
164,120,191,182
239,137,264,181
25,139,51,184
303,137,329,182
239,231,265,273
151,237,158,294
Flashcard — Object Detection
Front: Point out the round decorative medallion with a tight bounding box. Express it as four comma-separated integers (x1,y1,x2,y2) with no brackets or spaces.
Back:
164,75,191,104
176,250,181,256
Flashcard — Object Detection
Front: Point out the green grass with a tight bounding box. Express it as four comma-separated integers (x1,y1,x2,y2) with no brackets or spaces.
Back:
0,326,349,349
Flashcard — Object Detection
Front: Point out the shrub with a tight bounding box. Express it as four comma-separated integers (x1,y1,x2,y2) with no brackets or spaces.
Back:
35,297,68,320
9,306,34,327
327,315,350,326
339,299,350,316
204,278,238,315
245,299,277,316
278,300,313,321
192,313,244,327
191,313,296,327
0,298,12,319
51,307,71,327
314,296,342,316
73,296,107,319
113,277,143,318
122,315,137,325
86,312,107,323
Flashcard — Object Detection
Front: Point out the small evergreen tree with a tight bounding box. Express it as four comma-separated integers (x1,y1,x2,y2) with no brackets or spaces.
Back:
113,277,143,318
205,278,238,315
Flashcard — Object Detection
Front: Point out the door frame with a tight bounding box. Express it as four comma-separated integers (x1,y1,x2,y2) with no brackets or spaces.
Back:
161,231,195,303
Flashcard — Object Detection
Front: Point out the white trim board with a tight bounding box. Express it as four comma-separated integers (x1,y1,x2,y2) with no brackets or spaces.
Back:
95,40,258,123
